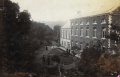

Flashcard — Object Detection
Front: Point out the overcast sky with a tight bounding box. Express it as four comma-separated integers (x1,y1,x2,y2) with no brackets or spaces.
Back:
11,0,120,21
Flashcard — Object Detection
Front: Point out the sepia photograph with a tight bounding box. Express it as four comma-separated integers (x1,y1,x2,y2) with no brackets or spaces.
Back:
0,0,120,77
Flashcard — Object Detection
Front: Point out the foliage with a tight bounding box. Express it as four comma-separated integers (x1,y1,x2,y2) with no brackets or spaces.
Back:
0,0,21,72
53,25,61,43
0,0,55,73
31,21,55,46
98,54,120,76
77,40,120,76
71,46,80,50
46,65,59,75
77,40,104,76
51,55,60,63
63,68,82,77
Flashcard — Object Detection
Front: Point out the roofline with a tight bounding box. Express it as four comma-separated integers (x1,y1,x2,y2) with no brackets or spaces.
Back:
70,12,110,21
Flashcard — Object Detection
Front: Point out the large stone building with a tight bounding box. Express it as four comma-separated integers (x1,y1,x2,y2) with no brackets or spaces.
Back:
70,6,120,52
60,21,71,50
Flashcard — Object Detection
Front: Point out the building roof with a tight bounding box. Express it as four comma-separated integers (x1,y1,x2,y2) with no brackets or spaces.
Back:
71,5,120,20
61,21,71,29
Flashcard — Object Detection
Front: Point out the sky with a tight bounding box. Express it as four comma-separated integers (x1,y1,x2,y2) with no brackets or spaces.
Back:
11,0,120,21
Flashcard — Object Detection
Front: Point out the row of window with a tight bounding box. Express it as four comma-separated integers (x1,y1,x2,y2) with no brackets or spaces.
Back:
61,41,70,47
71,19,106,25
71,27,106,38
71,41,87,50
61,30,70,39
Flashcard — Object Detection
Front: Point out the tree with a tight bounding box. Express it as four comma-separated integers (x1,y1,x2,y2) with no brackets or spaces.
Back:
77,40,104,76
53,25,61,44
31,21,55,46
0,0,20,72
0,0,37,72
0,0,55,73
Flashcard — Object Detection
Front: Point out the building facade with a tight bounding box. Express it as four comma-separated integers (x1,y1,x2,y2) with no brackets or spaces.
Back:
70,7,120,51
60,21,71,50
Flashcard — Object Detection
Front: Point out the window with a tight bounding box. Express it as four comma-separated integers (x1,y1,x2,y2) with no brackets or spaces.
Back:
66,30,67,39
67,31,70,39
71,26,74,36
93,27,97,38
75,22,78,25
64,41,66,46
80,43,82,50
63,30,64,38
69,31,70,39
80,21,83,25
71,26,73,35
64,30,66,39
71,40,73,47
101,19,106,24
67,42,70,48
86,43,89,48
62,30,63,38
86,21,89,25
75,41,78,46
93,20,97,24
86,27,89,37
67,31,68,39
102,27,106,39
80,28,83,37
75,27,78,36
115,41,117,46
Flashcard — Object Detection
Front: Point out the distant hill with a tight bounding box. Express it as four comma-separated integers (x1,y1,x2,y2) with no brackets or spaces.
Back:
41,21,67,28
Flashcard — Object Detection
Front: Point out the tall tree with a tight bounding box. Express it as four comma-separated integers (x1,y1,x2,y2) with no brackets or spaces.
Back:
0,0,20,72
53,25,61,44
0,0,36,72
31,21,55,46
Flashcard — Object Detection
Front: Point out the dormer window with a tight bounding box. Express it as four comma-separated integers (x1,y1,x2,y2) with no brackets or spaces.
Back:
101,19,106,24
93,20,97,24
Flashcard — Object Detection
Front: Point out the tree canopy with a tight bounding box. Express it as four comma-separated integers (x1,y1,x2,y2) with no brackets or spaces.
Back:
0,0,55,73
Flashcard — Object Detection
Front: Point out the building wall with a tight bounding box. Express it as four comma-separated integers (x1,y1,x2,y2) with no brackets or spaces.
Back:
70,13,111,50
60,28,71,49
109,12,120,48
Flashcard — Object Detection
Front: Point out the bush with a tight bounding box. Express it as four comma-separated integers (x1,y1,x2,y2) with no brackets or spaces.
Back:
71,46,80,50
51,55,60,63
